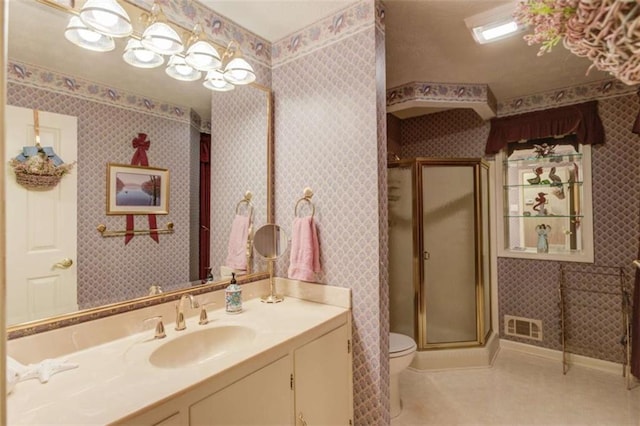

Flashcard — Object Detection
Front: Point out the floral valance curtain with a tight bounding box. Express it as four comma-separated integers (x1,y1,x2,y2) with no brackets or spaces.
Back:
485,101,605,155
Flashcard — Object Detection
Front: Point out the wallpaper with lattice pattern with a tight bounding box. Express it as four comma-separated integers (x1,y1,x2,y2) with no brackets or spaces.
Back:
395,95,640,363
7,83,194,309
273,23,387,425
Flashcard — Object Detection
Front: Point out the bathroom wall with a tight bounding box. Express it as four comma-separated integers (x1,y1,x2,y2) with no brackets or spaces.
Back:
394,84,640,363
7,64,193,309
271,0,389,423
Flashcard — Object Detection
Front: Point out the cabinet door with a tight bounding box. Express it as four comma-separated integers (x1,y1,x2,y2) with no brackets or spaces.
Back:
294,324,352,425
190,355,292,425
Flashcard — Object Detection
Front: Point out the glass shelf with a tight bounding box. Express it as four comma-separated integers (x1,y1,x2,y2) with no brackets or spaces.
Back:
504,153,583,164
503,181,583,188
497,142,593,263
504,214,584,218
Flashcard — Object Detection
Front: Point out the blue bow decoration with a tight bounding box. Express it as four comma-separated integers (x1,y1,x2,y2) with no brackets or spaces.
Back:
14,146,65,167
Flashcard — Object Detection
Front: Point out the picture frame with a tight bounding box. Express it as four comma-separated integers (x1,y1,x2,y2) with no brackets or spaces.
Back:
106,163,169,215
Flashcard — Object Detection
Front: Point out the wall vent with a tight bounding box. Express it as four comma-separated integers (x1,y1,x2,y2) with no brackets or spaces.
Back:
504,315,542,341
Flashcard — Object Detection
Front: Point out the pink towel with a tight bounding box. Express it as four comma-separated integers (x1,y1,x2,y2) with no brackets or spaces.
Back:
288,216,321,282
225,214,250,270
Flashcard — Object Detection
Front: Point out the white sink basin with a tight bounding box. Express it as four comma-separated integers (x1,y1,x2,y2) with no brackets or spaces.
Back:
149,325,256,369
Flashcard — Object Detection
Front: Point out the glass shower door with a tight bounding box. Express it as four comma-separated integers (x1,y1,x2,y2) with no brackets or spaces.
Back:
421,163,477,345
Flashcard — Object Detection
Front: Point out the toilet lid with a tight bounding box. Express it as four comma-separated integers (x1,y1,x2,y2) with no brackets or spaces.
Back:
389,332,416,354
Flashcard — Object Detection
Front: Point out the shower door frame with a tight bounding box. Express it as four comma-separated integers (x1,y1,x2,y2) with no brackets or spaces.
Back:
390,158,492,350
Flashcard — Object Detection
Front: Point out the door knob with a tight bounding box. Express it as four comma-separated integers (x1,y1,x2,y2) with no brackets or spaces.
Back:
53,258,73,269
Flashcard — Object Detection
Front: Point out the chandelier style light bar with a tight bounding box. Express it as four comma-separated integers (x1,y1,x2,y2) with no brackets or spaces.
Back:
62,0,257,92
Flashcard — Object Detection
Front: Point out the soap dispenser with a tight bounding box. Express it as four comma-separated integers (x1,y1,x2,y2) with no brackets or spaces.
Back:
225,273,242,314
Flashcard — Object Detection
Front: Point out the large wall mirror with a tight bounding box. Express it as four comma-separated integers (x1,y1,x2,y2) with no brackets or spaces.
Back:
5,0,272,333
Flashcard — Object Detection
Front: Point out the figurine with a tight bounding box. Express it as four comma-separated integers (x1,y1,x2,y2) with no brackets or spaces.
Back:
533,143,557,158
535,224,551,253
533,192,547,215
527,167,543,185
548,167,565,199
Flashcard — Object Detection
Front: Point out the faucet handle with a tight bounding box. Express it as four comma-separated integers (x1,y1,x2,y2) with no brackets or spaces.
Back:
199,302,216,325
143,315,166,339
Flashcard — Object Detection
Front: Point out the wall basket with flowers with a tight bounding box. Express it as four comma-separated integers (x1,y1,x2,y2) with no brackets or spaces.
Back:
9,109,75,191
515,0,640,85
10,145,75,190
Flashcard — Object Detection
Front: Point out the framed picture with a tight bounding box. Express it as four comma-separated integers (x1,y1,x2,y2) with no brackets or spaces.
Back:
106,163,169,215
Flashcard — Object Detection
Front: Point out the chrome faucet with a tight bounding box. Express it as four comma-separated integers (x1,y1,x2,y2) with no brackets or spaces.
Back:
175,293,199,331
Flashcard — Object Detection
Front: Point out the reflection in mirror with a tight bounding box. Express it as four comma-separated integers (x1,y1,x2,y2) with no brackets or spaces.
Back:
5,0,272,331
253,224,289,304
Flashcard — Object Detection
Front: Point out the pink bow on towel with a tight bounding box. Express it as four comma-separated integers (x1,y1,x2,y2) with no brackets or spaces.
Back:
288,216,321,282
225,214,250,270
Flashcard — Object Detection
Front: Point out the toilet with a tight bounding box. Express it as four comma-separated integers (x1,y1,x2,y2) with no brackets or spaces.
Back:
389,332,417,418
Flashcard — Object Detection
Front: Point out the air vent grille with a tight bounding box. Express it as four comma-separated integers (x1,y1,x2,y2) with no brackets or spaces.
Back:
504,315,542,341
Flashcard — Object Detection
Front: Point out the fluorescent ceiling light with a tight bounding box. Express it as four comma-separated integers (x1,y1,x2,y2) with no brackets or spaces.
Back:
464,2,525,45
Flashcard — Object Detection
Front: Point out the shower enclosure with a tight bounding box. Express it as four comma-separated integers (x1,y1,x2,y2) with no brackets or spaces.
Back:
388,158,491,350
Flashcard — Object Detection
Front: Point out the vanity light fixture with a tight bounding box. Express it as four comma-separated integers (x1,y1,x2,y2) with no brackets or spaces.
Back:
140,3,184,56
464,2,525,45
78,0,133,38
166,55,202,81
221,41,256,85
65,16,115,52
203,69,234,92
122,38,164,68
58,0,256,90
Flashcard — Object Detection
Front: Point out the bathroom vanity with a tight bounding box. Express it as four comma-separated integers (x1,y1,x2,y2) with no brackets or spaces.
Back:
7,280,353,425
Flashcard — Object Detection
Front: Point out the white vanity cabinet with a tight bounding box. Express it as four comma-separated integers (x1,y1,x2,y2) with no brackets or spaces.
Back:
294,324,353,425
190,355,293,425
118,321,353,426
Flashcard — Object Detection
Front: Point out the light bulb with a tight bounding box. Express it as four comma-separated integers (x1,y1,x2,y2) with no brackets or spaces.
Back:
175,64,192,76
91,10,119,28
133,49,155,63
78,28,102,43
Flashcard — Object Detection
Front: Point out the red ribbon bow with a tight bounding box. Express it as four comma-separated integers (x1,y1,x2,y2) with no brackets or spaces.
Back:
125,133,159,244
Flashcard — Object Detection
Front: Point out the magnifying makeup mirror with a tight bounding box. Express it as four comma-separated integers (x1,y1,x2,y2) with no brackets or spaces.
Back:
253,224,288,303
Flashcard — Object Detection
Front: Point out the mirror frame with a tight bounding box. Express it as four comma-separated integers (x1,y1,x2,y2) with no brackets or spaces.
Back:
5,1,275,339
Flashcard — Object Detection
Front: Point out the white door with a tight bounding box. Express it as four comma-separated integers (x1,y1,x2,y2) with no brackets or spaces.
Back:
5,105,78,325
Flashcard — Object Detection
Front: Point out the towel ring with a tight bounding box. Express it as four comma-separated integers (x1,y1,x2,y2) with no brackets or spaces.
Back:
235,191,254,219
294,187,315,219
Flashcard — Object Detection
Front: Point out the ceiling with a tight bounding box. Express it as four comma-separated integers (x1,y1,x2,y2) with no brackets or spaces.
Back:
205,0,611,118
8,0,613,121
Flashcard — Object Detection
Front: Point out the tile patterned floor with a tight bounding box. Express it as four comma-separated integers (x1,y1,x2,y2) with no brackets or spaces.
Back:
392,348,640,425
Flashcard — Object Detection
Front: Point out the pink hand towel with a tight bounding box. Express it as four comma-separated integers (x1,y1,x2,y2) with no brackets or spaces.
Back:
225,214,250,270
288,216,321,282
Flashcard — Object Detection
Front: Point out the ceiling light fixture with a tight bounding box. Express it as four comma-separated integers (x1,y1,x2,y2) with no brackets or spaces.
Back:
65,16,115,52
122,38,164,68
221,41,256,85
184,25,222,72
78,0,132,38
140,3,183,55
464,2,525,45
